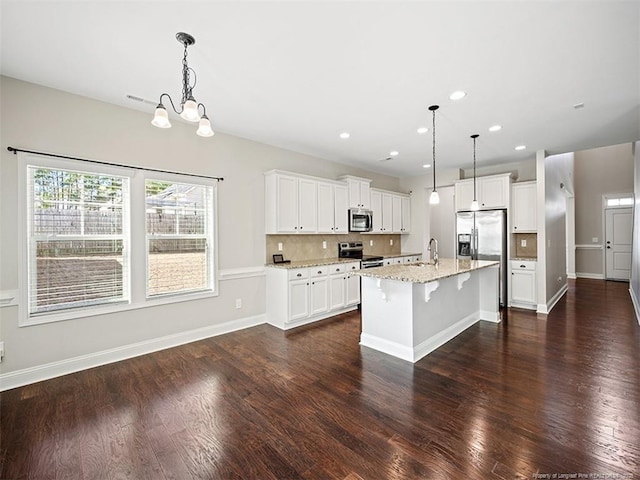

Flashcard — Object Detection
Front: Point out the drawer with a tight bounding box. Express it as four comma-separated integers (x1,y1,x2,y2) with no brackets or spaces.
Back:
344,262,360,272
310,266,329,277
330,264,346,274
511,260,536,271
288,268,309,280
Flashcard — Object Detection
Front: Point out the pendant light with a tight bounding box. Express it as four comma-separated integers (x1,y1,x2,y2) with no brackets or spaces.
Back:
470,134,480,211
151,32,215,138
428,105,440,205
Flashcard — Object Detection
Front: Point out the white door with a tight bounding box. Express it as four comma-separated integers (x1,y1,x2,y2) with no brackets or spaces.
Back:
605,207,632,280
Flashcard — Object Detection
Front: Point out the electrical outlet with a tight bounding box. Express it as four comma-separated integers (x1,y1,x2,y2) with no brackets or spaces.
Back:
322,241,327,249
390,239,393,246
369,240,373,247
278,242,283,251
0,341,4,363
521,239,527,247
235,298,242,309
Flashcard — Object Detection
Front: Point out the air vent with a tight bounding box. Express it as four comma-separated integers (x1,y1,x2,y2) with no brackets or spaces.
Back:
126,94,156,105
573,102,585,110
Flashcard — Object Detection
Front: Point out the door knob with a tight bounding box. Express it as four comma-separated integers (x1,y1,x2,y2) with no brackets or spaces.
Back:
607,246,611,249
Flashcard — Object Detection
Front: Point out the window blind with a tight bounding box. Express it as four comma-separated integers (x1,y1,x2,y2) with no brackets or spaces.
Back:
27,166,130,315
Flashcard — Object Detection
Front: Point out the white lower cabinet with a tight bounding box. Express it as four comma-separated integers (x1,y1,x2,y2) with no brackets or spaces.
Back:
509,260,537,309
267,262,361,329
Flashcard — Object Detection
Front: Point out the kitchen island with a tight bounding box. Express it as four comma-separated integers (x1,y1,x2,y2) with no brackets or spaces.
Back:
352,258,500,363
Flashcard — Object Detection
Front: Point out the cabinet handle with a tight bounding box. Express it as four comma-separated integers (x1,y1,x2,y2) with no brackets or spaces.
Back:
520,265,526,268
312,282,315,285
317,271,322,274
336,268,340,272
300,227,303,230
297,273,302,277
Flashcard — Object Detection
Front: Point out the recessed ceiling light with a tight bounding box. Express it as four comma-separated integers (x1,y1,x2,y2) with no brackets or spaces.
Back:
339,132,350,139
423,164,431,168
417,127,429,134
489,125,502,132
449,91,466,101
390,151,399,156
515,145,527,151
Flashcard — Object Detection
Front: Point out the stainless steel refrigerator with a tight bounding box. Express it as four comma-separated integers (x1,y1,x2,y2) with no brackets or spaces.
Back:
456,209,507,306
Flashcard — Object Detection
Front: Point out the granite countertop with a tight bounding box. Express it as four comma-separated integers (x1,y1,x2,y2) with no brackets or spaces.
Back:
265,257,361,269
511,257,537,261
351,258,499,284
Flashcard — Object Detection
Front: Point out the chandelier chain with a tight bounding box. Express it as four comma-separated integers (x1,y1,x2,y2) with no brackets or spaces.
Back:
181,41,191,106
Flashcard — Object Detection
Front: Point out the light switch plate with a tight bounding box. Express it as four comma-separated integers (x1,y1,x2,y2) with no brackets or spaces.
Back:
322,241,327,249
390,239,393,246
369,240,373,247
278,242,283,251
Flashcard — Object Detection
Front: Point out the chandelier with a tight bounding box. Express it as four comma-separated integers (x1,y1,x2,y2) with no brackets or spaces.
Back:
151,32,214,137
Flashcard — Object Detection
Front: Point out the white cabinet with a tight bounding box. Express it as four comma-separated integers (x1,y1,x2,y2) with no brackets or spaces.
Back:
510,260,537,309
370,189,411,234
400,196,411,233
454,174,512,211
265,172,317,234
340,176,371,209
266,262,360,330
511,181,537,232
317,182,349,234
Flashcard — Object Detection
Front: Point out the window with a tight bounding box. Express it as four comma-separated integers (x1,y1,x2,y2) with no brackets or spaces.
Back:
27,165,130,316
606,195,634,207
145,180,214,297
21,154,218,325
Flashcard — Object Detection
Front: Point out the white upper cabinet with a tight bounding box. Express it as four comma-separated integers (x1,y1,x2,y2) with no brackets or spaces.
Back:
340,175,371,209
400,195,411,233
454,173,512,211
511,181,537,232
317,182,335,234
333,183,349,233
369,188,410,234
265,171,317,234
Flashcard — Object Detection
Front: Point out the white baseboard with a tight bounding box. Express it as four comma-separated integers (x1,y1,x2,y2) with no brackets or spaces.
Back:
629,287,640,326
0,314,266,392
537,283,568,315
360,333,415,362
567,273,577,280
576,272,605,280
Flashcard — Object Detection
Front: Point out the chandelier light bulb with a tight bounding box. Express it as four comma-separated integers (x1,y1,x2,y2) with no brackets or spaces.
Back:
429,190,440,205
196,115,215,137
151,104,171,128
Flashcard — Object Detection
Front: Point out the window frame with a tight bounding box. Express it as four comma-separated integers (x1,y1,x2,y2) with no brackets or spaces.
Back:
18,153,219,327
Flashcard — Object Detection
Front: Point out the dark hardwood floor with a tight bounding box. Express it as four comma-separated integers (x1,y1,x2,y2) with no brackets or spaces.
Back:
2,279,639,479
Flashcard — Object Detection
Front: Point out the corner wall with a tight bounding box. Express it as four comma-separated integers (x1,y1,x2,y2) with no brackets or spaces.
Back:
630,142,640,324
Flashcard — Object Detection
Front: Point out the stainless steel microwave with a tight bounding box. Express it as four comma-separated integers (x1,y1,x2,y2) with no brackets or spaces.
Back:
349,208,373,232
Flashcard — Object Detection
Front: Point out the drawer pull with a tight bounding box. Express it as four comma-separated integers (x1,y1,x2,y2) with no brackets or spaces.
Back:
520,264,526,268
317,271,322,274
297,273,302,277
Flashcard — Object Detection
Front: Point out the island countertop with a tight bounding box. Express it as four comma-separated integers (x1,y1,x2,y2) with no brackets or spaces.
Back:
352,258,499,284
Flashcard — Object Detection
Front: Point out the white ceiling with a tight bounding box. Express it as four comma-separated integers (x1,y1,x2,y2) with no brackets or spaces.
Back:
1,1,639,178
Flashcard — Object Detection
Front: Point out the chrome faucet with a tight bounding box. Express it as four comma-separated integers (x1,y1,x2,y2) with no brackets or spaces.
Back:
428,238,439,265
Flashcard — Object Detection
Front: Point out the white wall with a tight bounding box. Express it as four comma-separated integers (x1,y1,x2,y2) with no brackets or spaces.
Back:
536,150,574,313
630,142,640,324
0,76,399,382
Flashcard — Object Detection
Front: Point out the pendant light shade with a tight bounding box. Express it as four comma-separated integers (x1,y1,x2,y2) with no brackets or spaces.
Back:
151,104,171,128
470,134,480,211
196,114,215,137
428,105,440,205
180,96,200,122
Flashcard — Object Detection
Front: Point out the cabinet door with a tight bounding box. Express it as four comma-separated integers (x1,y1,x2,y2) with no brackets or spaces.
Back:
401,196,411,233
347,180,362,208
511,270,536,304
298,179,318,233
317,182,335,234
359,182,371,209
329,274,346,310
454,181,475,212
391,195,402,233
333,184,349,233
382,194,393,233
370,190,384,233
276,175,299,233
346,272,360,306
310,276,329,315
480,176,508,209
288,279,309,322
512,183,537,232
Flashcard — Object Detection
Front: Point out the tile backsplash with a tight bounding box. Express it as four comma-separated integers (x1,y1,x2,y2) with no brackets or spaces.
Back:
513,233,537,258
266,234,401,263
